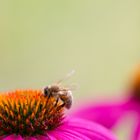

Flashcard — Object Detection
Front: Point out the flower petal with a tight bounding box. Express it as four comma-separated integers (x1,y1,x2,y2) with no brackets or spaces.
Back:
48,118,117,140
73,101,125,128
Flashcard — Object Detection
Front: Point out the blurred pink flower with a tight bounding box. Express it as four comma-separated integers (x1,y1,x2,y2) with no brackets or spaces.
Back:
73,66,140,140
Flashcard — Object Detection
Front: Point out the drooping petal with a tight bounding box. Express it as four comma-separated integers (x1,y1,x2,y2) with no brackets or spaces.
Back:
47,118,117,140
73,100,125,129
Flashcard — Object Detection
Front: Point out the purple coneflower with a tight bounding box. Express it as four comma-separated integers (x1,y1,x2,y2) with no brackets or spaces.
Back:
73,66,140,140
0,89,117,140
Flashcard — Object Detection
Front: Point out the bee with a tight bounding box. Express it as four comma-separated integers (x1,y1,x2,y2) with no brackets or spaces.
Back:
43,70,75,109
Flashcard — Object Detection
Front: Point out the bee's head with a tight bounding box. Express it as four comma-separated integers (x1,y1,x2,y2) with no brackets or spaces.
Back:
44,86,49,96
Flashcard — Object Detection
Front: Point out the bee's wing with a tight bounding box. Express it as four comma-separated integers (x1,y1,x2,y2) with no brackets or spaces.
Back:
65,83,79,91
56,70,75,84
58,83,79,92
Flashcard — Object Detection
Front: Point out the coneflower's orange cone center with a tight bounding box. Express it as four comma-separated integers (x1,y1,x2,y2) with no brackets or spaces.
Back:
0,90,65,136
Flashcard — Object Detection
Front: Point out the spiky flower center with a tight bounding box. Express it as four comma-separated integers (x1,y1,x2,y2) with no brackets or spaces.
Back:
0,90,65,136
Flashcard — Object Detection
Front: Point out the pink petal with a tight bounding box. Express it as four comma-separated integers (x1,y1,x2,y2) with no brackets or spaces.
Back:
48,118,117,140
73,100,125,128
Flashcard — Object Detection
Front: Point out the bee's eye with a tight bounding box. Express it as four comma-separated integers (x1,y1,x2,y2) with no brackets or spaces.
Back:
44,86,49,96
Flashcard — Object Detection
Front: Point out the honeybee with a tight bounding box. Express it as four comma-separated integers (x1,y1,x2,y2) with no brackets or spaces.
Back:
43,70,75,109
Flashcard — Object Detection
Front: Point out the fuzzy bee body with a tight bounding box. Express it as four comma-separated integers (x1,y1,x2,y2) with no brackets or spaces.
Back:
44,84,73,109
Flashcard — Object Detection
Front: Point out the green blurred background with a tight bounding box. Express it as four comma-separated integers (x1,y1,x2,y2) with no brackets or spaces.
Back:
0,1,140,139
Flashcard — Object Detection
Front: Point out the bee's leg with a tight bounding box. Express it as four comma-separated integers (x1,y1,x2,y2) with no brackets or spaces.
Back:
46,95,59,118
54,95,59,107
57,103,65,111
45,93,51,105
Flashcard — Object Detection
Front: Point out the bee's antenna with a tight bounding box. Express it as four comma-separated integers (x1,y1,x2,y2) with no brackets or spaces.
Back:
57,70,75,84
